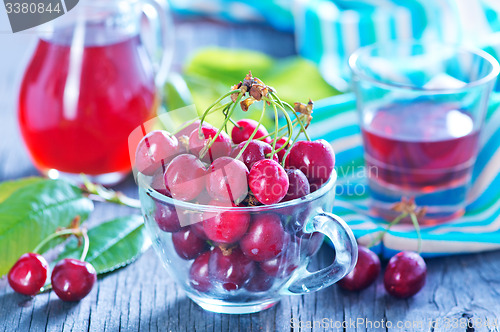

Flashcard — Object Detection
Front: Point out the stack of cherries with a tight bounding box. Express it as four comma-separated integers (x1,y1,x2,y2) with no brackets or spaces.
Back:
133,73,339,293
135,114,336,293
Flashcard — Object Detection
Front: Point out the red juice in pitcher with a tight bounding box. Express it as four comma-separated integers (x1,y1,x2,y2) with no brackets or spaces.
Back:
18,32,157,179
361,100,479,192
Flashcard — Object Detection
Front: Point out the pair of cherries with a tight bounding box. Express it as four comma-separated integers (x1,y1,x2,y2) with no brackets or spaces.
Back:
8,253,96,301
339,246,427,298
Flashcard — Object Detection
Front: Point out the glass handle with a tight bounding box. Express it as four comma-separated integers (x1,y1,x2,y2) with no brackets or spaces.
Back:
140,0,175,88
281,211,358,295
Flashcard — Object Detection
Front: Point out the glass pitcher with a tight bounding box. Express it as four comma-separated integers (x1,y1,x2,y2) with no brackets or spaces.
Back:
18,0,173,185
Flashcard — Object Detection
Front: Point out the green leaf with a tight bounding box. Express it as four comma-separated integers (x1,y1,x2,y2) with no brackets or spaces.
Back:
0,179,94,277
57,215,151,274
263,57,340,105
0,177,44,204
184,48,275,86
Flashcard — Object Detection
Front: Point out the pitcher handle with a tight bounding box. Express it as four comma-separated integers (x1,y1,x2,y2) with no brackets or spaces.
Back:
140,0,175,88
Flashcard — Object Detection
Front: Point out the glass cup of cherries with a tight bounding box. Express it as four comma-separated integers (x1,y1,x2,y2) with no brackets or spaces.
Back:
133,73,358,314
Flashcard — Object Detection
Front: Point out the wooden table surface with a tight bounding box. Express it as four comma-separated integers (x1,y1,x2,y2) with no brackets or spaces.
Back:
1,17,500,332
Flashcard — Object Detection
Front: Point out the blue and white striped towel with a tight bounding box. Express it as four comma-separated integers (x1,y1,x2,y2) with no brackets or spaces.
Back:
294,0,428,91
311,93,500,258
169,0,500,90
168,0,294,32
295,0,500,91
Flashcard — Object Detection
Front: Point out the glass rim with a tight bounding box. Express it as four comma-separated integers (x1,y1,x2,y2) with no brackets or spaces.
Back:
348,41,500,93
137,170,337,212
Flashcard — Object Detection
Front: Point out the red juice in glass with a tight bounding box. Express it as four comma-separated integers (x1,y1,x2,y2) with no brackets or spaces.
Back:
18,32,157,182
362,101,479,191
360,100,480,223
350,42,498,224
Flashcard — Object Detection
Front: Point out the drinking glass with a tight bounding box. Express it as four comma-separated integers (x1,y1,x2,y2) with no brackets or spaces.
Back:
349,42,499,224
137,170,357,314
18,0,174,185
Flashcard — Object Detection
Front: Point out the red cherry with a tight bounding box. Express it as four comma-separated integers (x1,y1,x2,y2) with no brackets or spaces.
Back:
285,139,335,188
205,157,248,204
231,119,272,144
135,130,180,175
240,214,285,261
165,154,206,201
283,206,313,235
191,223,208,240
259,256,298,278
202,200,250,244
283,168,310,201
175,120,201,139
189,251,212,292
244,268,274,292
338,246,381,291
8,253,48,296
275,137,291,162
172,227,208,260
259,242,300,278
151,169,171,197
384,251,427,298
273,198,311,223
154,202,181,232
194,190,213,205
188,124,231,163
189,213,208,240
249,159,289,205
230,140,278,170
209,247,255,291
51,258,97,302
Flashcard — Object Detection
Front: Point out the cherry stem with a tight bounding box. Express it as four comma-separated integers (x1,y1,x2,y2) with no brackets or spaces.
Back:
257,118,300,141
263,96,294,142
35,228,90,295
265,131,294,158
227,117,240,127
286,105,311,141
80,228,90,262
38,284,52,294
235,101,267,160
199,89,241,135
275,100,294,145
33,228,81,254
270,103,279,159
368,212,408,249
409,212,422,253
267,99,304,145
222,103,230,133
277,134,295,166
81,175,141,209
279,130,298,167
264,102,294,163
292,129,302,145
170,102,230,136
200,92,243,159
171,118,197,136
270,92,311,141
